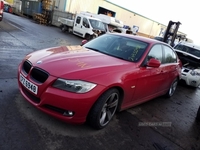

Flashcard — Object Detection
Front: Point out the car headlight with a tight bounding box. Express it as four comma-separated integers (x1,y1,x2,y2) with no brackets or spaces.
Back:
52,78,97,93
190,70,200,76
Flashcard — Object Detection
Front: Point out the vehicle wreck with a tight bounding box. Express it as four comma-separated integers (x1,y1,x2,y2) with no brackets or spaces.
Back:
174,42,200,88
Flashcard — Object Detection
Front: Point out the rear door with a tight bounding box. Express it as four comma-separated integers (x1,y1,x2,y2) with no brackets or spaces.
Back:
161,45,179,89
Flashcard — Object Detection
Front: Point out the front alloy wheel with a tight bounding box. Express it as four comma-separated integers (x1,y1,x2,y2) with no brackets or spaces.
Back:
87,88,119,129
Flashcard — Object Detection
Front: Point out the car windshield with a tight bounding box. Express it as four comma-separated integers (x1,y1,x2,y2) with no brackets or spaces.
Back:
89,19,106,31
174,44,200,58
83,34,149,62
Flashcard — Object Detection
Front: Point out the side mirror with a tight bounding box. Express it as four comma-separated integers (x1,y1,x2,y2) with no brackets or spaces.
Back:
147,58,161,68
81,40,88,46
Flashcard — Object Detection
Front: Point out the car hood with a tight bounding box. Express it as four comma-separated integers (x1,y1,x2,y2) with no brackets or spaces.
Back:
25,45,134,79
175,49,200,66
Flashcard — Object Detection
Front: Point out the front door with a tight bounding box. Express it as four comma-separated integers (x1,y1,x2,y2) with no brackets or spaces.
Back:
73,16,83,37
133,44,166,103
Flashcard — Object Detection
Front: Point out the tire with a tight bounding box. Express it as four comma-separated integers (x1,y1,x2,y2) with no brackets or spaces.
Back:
60,24,67,32
196,106,200,121
165,78,178,97
85,34,91,41
87,88,119,129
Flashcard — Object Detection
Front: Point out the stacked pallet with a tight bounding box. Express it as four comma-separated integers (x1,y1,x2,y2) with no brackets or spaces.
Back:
33,0,52,25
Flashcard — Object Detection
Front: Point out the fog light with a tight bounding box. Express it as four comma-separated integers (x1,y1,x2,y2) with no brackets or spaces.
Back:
63,111,74,116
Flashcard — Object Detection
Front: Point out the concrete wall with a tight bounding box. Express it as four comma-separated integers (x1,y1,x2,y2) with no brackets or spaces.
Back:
12,0,187,39
61,0,187,38
63,0,165,38
54,0,66,11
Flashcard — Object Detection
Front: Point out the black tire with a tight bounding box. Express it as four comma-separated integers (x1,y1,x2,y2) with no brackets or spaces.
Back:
165,78,178,97
196,106,200,121
87,88,119,129
85,34,91,41
60,24,67,32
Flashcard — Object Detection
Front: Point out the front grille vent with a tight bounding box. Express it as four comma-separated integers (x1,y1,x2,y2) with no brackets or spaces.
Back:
43,105,65,114
31,68,49,83
23,60,32,74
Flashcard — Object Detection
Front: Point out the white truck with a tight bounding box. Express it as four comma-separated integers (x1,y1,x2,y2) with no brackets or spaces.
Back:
58,13,106,40
80,11,124,32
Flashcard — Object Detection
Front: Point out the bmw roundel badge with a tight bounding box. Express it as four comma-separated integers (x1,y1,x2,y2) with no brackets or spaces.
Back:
37,60,42,64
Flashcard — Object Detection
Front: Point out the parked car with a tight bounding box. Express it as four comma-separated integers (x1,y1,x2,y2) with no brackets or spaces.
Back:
3,1,12,13
174,41,200,88
112,27,135,35
18,33,182,129
154,36,164,42
0,0,4,21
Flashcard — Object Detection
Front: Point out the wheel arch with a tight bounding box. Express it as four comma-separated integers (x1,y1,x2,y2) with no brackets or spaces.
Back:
87,86,124,118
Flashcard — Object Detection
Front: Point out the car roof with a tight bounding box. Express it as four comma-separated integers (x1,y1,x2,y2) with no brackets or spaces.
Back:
109,33,169,46
177,41,200,50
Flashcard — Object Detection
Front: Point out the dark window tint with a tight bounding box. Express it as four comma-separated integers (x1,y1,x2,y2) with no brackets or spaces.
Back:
83,34,149,62
82,18,89,28
76,16,81,24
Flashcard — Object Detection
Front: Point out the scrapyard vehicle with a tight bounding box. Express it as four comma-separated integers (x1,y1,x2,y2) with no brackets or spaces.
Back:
174,42,200,88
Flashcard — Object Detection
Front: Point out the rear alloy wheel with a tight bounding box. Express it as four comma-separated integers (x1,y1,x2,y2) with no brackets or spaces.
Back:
88,88,119,129
166,78,178,97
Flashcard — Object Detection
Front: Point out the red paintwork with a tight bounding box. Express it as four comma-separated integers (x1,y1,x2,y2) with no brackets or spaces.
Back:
18,34,181,124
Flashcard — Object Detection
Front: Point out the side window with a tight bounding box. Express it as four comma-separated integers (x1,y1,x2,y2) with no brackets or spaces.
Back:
76,16,81,24
163,45,177,63
147,45,163,63
82,18,89,28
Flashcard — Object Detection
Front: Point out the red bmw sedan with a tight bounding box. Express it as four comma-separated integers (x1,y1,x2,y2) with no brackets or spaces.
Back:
18,33,182,129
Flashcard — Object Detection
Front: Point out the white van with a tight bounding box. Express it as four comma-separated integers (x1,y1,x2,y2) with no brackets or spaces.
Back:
58,13,106,40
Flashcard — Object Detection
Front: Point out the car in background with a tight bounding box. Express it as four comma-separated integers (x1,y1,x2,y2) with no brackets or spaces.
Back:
174,42,200,88
112,27,135,35
0,0,4,21
3,0,12,13
18,33,181,129
154,36,164,42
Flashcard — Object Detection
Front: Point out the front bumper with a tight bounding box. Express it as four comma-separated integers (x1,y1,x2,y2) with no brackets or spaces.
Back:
181,70,200,87
18,63,105,124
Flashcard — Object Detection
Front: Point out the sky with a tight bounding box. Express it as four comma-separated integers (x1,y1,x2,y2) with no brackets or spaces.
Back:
108,0,199,44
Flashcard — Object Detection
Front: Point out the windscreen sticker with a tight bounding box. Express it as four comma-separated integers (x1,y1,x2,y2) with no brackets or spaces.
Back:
128,46,140,61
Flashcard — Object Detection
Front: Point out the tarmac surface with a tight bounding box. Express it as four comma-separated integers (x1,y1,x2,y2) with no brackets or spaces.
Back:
0,12,200,150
